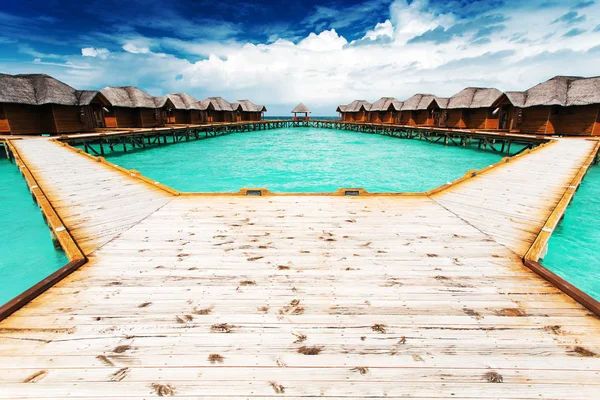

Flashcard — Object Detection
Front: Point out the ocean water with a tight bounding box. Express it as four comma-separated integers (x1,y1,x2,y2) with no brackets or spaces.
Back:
104,127,503,192
542,165,600,300
0,158,68,306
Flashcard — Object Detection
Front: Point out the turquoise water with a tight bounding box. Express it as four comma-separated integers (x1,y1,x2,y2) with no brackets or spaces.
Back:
543,165,600,300
0,158,68,306
103,128,503,192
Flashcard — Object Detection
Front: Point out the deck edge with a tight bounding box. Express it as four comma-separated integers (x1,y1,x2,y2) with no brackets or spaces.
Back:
522,139,600,317
1,139,87,322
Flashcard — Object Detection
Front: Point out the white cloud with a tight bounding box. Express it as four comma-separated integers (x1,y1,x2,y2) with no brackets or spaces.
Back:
363,20,394,41
82,47,110,59
297,29,347,51
122,42,151,54
390,0,454,44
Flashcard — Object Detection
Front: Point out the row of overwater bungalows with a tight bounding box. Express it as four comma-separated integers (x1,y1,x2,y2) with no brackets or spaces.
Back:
338,76,600,135
0,73,266,135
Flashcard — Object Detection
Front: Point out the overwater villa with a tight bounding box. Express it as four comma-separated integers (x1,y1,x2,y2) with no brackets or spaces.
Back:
159,93,205,125
0,73,110,134
231,100,267,121
199,97,236,123
368,97,403,124
100,86,168,128
503,76,600,135
441,87,504,130
292,102,311,121
337,100,371,122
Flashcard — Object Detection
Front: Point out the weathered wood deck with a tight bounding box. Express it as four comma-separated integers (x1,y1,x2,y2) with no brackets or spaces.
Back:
1,137,599,399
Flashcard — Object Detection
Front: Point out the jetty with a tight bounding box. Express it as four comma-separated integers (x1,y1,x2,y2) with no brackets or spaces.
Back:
0,123,599,399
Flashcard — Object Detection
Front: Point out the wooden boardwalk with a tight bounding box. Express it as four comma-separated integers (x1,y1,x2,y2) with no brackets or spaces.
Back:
1,137,599,399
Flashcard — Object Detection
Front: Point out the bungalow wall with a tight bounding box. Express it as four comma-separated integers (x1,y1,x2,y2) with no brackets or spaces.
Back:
105,108,138,128
398,112,411,125
1,103,55,135
139,108,163,128
445,110,465,129
190,111,205,124
207,110,232,123
52,105,97,133
517,106,552,134
240,112,262,121
412,110,430,126
369,112,382,124
462,108,488,130
0,104,9,133
551,104,600,136
169,110,191,124
380,111,396,124
354,110,368,123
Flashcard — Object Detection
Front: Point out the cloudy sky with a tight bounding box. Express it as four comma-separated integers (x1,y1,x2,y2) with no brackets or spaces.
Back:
1,0,599,115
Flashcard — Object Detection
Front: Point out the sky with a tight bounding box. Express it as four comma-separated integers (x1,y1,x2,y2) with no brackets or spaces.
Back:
1,0,599,115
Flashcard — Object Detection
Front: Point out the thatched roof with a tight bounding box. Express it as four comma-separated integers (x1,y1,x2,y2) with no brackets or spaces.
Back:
370,97,403,112
431,97,449,109
341,100,372,112
400,94,436,111
100,86,158,109
446,87,503,109
504,91,527,108
517,76,600,108
292,103,310,113
199,97,234,112
156,93,202,110
0,73,105,106
336,105,347,113
232,100,267,112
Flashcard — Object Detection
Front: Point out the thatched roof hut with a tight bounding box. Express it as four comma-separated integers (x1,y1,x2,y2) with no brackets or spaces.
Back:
158,93,202,110
369,97,402,112
100,86,158,109
508,76,600,108
400,94,436,111
446,88,503,109
232,100,267,112
292,103,311,113
0,73,110,135
199,97,234,112
340,100,371,112
0,73,106,106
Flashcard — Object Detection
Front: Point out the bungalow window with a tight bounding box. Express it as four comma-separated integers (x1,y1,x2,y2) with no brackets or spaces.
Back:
79,107,86,123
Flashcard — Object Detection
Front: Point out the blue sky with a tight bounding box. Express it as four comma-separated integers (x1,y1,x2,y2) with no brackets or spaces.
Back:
1,0,599,115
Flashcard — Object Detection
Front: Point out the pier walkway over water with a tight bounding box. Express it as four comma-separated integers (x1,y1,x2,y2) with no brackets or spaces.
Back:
1,134,599,399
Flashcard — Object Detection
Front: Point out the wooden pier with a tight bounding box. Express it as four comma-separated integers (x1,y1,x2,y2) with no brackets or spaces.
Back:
0,133,599,399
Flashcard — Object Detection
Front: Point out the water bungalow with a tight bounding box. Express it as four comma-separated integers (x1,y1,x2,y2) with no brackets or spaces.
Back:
231,100,266,121
337,100,371,122
399,94,437,126
159,93,205,125
442,88,504,130
500,76,600,135
100,86,166,128
369,97,403,124
0,73,110,135
292,102,311,121
199,97,235,123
